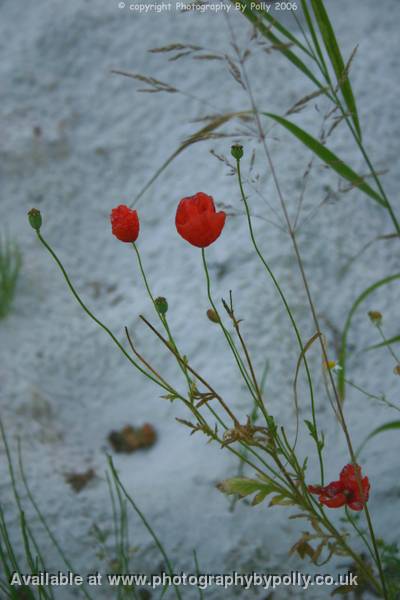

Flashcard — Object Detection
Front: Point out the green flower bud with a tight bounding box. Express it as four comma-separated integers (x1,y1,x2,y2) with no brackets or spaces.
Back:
28,208,42,231
206,308,219,323
155,296,168,316
231,144,243,160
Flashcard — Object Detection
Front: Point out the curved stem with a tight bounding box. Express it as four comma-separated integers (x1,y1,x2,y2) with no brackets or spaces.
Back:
201,249,262,406
132,242,193,392
36,232,169,392
235,160,324,485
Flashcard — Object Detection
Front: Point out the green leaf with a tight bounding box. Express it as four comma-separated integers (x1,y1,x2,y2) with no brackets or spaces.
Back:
264,113,385,206
269,495,295,507
365,334,400,352
338,274,400,400
357,420,400,457
304,419,317,440
310,0,361,140
251,489,270,506
217,477,275,499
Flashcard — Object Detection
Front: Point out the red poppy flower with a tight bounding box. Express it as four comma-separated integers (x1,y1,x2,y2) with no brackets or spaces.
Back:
110,205,140,242
308,464,370,511
175,192,226,248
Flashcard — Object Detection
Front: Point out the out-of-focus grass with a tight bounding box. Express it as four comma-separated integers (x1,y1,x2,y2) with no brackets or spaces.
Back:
0,233,22,319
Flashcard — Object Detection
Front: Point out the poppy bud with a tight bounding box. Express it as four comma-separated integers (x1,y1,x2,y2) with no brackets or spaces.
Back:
155,296,168,316
207,308,219,323
28,208,42,231
110,205,140,243
231,144,243,160
368,310,382,325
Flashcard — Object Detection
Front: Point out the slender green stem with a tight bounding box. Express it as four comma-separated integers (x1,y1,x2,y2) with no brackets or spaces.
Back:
235,159,324,485
193,550,204,600
108,457,182,600
36,232,169,392
16,441,94,600
132,242,193,392
345,507,375,565
228,305,270,422
332,88,400,236
317,507,382,595
0,420,72,600
377,324,400,364
345,378,400,413
200,249,266,410
139,313,290,485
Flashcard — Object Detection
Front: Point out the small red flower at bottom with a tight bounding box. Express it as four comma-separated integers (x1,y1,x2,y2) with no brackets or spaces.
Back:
110,205,140,242
175,192,226,248
308,464,370,511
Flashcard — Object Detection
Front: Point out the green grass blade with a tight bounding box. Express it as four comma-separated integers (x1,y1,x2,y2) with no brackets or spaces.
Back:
310,0,361,140
19,512,53,600
0,234,22,319
236,1,325,91
338,274,400,400
300,0,330,81
107,456,182,600
264,113,385,206
254,4,312,56
357,420,400,457
193,550,204,600
17,444,94,600
365,334,400,352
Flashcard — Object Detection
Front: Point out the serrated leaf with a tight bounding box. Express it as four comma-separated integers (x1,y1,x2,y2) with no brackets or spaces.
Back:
217,477,275,499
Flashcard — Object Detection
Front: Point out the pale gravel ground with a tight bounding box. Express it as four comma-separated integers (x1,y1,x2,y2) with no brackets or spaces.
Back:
1,0,400,598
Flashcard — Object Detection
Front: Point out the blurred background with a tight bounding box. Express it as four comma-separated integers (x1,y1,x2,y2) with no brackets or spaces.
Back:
1,0,399,598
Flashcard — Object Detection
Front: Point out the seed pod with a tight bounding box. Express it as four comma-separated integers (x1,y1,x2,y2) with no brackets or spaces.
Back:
231,144,244,160
28,208,42,231
155,296,168,315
